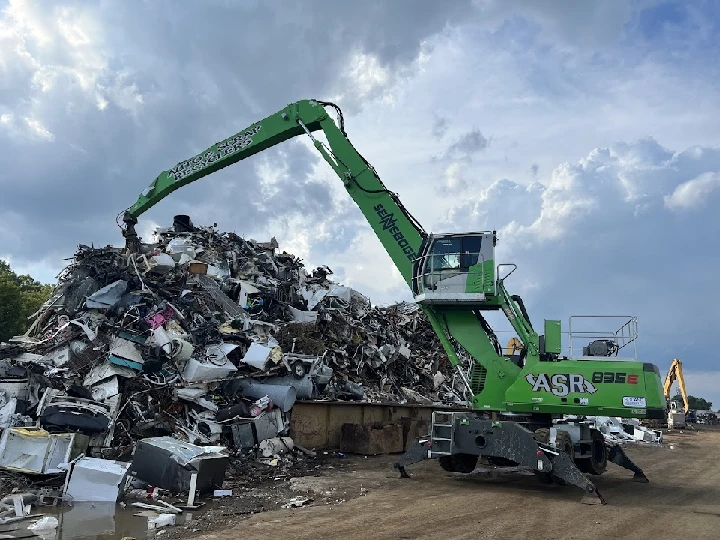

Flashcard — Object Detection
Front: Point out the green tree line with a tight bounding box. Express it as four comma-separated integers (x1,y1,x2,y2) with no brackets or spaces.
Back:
672,392,713,411
0,260,54,342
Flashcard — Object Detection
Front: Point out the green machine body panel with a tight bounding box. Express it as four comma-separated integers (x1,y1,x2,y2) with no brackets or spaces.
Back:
543,319,562,355
504,360,666,418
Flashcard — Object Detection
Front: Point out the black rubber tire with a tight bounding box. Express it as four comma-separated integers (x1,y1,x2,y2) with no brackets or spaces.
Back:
290,361,306,379
534,427,550,443
587,429,608,475
556,430,575,459
438,453,479,473
534,428,575,485
552,430,575,485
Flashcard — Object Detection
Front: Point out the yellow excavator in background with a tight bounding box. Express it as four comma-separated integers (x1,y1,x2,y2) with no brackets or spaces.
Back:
664,358,689,429
505,337,524,356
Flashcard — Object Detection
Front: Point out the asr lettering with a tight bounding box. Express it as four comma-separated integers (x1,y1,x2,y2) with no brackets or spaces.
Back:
525,373,597,396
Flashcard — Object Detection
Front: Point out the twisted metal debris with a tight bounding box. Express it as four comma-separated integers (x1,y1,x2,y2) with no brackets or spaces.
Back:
0,217,466,466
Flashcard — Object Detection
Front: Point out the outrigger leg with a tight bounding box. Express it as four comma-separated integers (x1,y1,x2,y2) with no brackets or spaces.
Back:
394,439,431,478
392,416,606,505
607,443,649,483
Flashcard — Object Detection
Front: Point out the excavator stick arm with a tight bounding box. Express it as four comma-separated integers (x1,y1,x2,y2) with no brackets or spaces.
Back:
122,99,425,286
664,358,689,412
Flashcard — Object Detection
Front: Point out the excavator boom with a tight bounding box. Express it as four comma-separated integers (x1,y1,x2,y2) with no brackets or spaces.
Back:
123,99,424,286
664,358,689,412
123,99,483,381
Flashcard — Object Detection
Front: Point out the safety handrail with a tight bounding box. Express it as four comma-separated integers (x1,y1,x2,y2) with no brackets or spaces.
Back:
567,315,638,359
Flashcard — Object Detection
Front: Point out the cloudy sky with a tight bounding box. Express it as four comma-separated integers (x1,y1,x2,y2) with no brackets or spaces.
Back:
2,0,719,406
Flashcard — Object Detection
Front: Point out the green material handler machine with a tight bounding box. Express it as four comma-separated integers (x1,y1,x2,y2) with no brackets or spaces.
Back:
121,99,666,504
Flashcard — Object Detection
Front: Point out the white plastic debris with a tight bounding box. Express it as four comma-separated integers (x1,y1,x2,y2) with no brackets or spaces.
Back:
109,337,145,366
205,343,239,363
176,388,219,412
281,496,312,509
148,513,176,530
287,306,319,323
149,253,176,274
166,238,197,259
27,516,59,531
183,357,238,383
259,436,294,458
241,342,273,370
299,286,329,310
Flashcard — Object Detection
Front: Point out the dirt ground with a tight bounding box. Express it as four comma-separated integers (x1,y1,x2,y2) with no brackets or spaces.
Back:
185,427,720,540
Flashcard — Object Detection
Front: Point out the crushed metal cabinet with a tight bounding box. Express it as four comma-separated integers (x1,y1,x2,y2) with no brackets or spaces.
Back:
129,437,229,494
0,427,88,475
231,408,287,450
64,457,131,502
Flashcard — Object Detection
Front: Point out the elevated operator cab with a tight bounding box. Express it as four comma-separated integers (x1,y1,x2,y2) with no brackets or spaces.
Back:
413,232,497,304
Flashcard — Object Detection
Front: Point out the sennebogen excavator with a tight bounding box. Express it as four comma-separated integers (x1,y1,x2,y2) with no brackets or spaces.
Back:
120,99,666,504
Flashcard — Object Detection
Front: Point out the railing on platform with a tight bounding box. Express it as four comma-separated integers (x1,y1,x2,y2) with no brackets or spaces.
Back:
567,315,639,360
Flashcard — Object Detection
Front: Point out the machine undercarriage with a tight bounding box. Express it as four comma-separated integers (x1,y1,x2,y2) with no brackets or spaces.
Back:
395,411,648,505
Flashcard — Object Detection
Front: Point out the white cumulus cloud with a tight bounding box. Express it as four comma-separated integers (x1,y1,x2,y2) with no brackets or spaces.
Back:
664,172,720,211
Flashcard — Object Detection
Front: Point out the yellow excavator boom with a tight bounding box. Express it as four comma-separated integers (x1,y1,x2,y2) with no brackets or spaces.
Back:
505,337,523,356
663,358,689,412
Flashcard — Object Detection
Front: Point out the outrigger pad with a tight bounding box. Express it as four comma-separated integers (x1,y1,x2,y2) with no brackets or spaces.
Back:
632,472,650,483
581,488,607,505
542,443,605,504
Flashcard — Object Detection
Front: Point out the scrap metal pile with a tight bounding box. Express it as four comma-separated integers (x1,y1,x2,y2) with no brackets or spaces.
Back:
0,216,463,473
